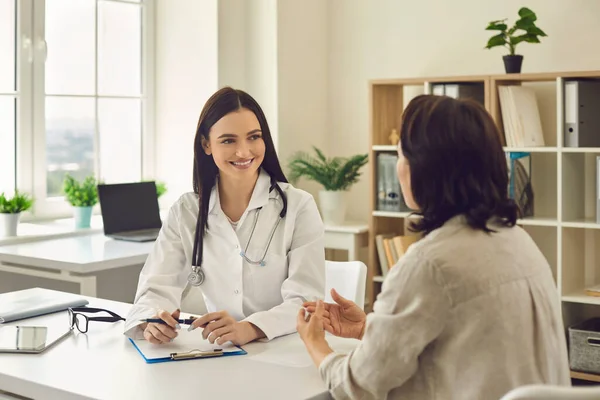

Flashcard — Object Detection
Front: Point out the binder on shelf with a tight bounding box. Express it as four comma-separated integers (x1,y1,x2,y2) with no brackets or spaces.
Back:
565,80,600,148
431,83,485,105
597,156,600,224
375,153,409,213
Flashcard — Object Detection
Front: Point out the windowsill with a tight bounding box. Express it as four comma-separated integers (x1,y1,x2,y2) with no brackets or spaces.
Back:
0,216,104,246
0,210,168,246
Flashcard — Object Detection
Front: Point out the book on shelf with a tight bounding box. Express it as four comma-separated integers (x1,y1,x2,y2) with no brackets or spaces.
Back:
585,284,600,297
376,153,410,212
498,85,545,148
431,82,485,106
375,233,420,277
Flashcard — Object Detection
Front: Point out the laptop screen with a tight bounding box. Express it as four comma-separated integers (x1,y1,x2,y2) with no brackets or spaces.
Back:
98,182,162,235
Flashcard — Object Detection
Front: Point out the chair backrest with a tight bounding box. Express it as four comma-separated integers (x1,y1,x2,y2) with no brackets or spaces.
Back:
500,384,600,400
324,260,367,310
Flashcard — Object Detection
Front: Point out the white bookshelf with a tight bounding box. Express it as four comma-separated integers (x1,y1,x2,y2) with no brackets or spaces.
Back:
369,71,600,382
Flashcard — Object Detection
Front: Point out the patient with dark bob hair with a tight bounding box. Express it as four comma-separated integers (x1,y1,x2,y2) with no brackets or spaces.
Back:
297,94,570,400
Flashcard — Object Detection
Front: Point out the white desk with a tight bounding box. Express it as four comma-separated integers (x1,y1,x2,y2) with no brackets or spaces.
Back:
324,223,368,261
0,234,154,298
0,296,359,400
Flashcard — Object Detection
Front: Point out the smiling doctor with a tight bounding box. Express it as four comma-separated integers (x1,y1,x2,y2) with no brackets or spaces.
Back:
123,87,325,346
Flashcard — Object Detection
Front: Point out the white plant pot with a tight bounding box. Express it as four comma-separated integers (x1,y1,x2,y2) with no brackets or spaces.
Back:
319,190,347,225
0,213,21,237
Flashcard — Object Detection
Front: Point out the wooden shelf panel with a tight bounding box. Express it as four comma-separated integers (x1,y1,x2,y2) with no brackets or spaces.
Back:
562,147,600,154
517,217,558,227
503,146,558,153
492,70,600,82
372,211,412,218
562,219,600,229
562,291,600,306
571,370,600,383
372,145,397,152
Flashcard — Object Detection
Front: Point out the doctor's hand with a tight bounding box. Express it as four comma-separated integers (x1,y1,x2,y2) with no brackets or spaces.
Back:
188,311,265,346
142,309,181,344
303,288,366,340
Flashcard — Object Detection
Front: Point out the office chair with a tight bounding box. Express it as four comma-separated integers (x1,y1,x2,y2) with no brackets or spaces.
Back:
324,260,367,310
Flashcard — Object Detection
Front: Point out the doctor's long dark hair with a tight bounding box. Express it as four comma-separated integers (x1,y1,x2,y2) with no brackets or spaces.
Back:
192,87,288,267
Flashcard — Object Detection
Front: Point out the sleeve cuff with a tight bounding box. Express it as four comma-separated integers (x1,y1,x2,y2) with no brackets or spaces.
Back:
318,352,350,400
243,312,294,341
123,307,157,339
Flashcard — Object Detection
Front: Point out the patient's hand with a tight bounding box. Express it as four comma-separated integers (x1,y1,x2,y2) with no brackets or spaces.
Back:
303,289,366,340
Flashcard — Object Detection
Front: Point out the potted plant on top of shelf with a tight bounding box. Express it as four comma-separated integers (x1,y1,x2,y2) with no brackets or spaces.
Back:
63,174,99,229
288,146,368,225
0,191,33,237
484,7,547,74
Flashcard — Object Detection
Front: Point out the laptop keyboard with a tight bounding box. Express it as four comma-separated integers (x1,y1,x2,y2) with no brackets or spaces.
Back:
114,229,160,237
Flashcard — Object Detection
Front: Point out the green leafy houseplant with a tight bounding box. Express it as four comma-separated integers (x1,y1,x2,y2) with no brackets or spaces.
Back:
288,147,368,191
156,181,167,198
485,7,547,73
63,174,99,207
0,191,33,214
288,147,368,224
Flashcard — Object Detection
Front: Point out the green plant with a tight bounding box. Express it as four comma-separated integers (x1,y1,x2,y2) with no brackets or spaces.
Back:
156,181,167,198
485,7,547,55
63,174,99,207
288,147,368,191
0,191,33,213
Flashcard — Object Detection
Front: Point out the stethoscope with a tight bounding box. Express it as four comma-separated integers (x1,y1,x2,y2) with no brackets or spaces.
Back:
187,178,288,287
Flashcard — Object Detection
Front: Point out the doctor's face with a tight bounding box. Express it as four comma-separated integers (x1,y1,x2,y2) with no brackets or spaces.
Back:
203,108,266,181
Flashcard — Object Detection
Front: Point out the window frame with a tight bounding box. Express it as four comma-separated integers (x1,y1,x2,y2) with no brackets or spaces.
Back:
18,0,155,220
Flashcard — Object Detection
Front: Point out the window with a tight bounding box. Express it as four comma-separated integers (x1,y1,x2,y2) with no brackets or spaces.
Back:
0,0,17,194
1,0,154,218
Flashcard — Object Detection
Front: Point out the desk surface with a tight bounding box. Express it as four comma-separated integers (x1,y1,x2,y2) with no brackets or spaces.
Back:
0,234,154,273
323,222,368,234
0,296,357,400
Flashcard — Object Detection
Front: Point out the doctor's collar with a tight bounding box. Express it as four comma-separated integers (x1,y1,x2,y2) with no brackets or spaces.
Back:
208,169,274,216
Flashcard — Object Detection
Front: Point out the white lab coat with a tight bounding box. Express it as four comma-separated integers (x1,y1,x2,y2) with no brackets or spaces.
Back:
124,169,326,340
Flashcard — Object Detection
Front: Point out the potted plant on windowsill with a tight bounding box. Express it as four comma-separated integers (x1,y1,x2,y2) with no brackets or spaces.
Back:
63,174,99,229
156,181,167,199
0,191,34,237
485,7,547,74
288,147,368,225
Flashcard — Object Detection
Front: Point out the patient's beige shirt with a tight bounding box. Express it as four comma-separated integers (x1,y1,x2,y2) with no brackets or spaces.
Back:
320,215,570,400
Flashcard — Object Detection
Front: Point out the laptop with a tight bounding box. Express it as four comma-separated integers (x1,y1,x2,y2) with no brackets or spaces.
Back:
97,181,162,242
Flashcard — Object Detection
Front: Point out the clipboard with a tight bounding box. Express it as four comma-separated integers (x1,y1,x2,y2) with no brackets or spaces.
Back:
128,329,247,364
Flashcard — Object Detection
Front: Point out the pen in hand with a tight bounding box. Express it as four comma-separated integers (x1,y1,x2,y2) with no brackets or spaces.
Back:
140,317,197,325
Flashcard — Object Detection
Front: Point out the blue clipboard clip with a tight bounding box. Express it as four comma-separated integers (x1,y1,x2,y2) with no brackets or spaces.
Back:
170,348,224,360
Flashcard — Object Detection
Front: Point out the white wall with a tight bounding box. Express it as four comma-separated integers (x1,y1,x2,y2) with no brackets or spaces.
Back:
217,0,278,148
276,0,329,196
217,0,247,90
154,0,218,207
217,0,329,199
329,0,600,222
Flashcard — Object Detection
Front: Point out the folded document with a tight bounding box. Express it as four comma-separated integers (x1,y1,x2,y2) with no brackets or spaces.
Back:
0,287,89,323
